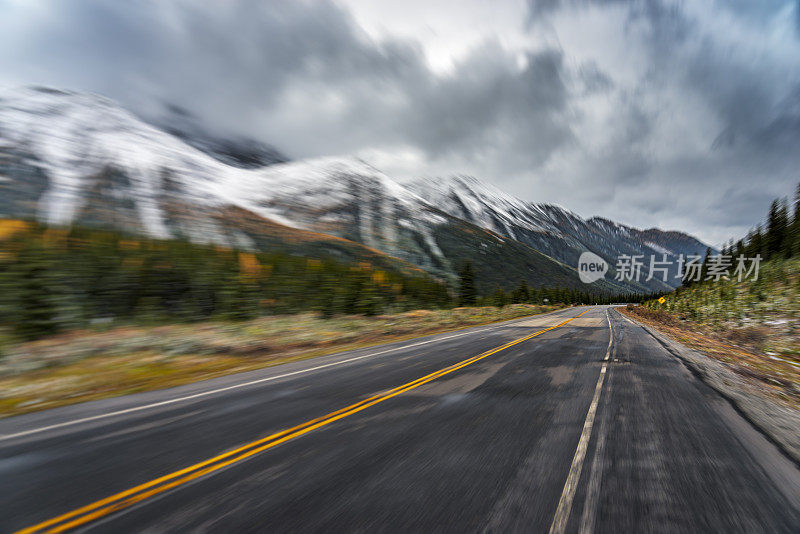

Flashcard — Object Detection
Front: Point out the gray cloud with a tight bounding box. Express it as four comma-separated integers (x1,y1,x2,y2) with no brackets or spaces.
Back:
0,0,798,246
0,0,576,167
518,0,800,245
402,47,573,167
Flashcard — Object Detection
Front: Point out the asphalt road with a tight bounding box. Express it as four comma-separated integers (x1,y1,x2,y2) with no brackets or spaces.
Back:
1,306,798,533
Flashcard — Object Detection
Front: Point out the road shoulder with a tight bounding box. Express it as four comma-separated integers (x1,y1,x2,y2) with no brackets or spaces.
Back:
617,307,800,465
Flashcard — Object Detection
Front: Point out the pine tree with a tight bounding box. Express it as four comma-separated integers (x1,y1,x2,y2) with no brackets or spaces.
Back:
512,280,530,303
700,246,712,282
765,198,788,260
493,287,507,308
791,182,800,257
318,274,339,319
779,197,791,258
15,264,58,341
750,225,764,259
458,262,477,306
358,281,382,316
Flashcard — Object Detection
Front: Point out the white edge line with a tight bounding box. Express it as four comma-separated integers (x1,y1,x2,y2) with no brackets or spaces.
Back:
0,309,570,442
604,309,613,361
548,308,613,534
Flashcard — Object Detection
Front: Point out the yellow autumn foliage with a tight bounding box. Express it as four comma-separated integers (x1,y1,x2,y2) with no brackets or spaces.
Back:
238,252,261,278
118,240,140,250
0,219,30,240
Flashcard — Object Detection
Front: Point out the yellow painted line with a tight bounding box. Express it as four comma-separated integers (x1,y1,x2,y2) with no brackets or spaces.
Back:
17,308,591,534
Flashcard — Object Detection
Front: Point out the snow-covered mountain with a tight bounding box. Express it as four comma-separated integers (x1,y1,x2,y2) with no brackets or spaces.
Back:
0,86,710,293
409,175,712,288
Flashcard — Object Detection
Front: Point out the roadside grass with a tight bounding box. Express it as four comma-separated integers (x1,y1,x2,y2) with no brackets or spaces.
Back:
621,304,800,409
0,304,561,417
619,257,800,408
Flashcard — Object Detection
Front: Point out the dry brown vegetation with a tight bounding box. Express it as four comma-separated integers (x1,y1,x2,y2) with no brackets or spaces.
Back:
622,305,800,408
0,304,561,417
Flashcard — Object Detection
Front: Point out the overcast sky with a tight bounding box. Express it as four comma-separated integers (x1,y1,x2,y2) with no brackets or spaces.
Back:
1,0,799,246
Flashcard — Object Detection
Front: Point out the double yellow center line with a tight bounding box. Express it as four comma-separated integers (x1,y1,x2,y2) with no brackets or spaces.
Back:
18,308,590,533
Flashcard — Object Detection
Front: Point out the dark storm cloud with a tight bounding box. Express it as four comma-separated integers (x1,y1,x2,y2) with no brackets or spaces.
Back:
526,0,796,152
1,0,579,167
0,0,428,148
755,85,800,149
519,0,800,244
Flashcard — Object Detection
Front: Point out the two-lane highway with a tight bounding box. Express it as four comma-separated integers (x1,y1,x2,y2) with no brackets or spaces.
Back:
1,306,798,532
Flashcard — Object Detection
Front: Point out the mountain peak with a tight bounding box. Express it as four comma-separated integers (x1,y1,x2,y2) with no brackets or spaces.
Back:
0,86,713,294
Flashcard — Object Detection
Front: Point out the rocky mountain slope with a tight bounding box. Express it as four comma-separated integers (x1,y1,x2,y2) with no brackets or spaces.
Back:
0,86,711,294
409,176,712,290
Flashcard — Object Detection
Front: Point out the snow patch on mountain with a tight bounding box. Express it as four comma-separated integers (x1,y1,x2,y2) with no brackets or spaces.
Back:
644,241,675,256
409,175,565,236
0,87,440,241
0,86,235,235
